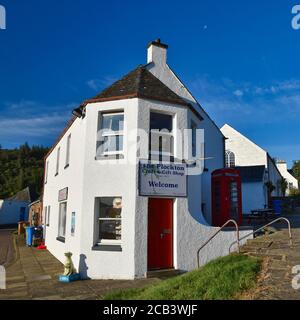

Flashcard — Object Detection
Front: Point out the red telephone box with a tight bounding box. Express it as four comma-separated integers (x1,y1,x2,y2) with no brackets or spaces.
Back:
211,168,242,227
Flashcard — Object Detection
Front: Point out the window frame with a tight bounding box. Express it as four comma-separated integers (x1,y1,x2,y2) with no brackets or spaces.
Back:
45,161,49,184
55,147,60,176
225,150,235,168
97,111,124,157
57,201,67,240
149,111,174,161
46,205,50,227
97,197,122,246
65,134,71,168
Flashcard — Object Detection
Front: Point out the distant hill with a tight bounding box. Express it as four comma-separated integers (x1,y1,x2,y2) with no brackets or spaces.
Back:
0,143,49,200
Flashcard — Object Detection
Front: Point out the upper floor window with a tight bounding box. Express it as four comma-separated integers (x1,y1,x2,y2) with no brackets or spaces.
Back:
55,147,60,175
96,112,124,158
191,121,197,158
225,150,235,168
149,111,174,162
65,134,71,168
45,161,49,183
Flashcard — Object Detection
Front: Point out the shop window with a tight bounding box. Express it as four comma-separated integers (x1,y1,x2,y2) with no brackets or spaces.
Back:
96,112,124,158
149,112,174,162
97,197,122,244
58,202,67,240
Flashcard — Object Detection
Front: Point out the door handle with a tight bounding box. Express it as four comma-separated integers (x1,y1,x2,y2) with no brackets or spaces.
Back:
160,233,164,239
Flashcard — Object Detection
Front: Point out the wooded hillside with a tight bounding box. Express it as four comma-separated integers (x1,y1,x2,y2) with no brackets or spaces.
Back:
0,143,49,200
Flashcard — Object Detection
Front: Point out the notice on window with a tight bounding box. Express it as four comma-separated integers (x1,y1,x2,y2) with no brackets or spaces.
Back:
139,160,187,197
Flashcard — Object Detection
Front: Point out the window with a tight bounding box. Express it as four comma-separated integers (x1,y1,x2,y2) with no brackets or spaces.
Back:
43,206,47,225
47,205,50,226
191,121,197,158
225,150,235,168
149,112,174,162
45,161,49,183
96,112,124,157
65,134,71,168
55,147,60,175
97,197,122,244
58,202,67,239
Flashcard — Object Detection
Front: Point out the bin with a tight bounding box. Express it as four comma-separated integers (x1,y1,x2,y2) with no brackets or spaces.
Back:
272,200,282,215
25,226,35,246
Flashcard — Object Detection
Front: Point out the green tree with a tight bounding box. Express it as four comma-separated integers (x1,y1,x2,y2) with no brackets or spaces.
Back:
0,144,49,200
279,177,288,197
292,161,300,185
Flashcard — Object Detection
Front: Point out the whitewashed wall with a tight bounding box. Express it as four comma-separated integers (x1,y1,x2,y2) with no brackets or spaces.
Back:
134,99,251,277
146,47,224,224
241,182,266,214
277,162,299,194
221,124,267,167
43,115,87,269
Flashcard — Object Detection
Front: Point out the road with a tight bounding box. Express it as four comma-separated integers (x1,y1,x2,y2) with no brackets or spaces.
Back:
0,229,14,266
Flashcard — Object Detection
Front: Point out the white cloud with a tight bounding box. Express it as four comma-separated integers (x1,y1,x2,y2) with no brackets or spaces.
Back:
0,113,71,138
0,100,78,147
233,89,244,97
86,75,117,91
188,75,300,126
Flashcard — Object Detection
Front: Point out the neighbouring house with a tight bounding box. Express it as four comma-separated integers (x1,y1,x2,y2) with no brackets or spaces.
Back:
221,124,283,214
235,166,268,214
0,187,31,226
42,40,251,280
28,199,42,226
276,160,299,195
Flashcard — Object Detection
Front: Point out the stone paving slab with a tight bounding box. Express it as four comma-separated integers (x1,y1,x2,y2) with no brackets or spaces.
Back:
0,233,159,300
246,216,300,300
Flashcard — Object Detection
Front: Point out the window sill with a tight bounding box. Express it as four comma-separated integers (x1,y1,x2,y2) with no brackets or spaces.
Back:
92,244,122,252
56,236,65,243
64,164,69,169
95,154,124,160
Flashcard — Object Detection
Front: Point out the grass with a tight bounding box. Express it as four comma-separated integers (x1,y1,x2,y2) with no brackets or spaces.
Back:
103,254,261,300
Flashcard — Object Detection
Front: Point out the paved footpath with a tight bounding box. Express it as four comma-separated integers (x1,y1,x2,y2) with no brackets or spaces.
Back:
0,233,159,300
242,215,300,300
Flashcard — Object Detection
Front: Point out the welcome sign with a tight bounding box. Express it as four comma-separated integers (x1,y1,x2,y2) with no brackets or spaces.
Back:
139,160,187,197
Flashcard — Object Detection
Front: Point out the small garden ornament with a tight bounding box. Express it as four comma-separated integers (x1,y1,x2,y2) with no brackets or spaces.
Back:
58,252,81,282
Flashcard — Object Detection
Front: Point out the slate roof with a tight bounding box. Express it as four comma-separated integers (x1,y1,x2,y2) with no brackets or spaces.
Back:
7,187,31,202
235,166,266,183
85,66,190,107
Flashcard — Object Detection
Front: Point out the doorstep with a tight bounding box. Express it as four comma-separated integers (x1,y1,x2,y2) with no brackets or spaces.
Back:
145,268,184,279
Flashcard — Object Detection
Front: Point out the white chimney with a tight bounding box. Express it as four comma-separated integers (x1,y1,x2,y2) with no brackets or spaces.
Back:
147,39,168,65
276,160,288,172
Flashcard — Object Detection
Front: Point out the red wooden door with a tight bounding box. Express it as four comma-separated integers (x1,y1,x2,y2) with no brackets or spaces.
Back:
148,198,173,270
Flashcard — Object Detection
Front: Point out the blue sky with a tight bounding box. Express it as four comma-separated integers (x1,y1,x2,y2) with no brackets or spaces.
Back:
0,0,299,167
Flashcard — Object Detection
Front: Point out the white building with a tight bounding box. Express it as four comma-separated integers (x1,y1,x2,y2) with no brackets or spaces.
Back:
276,160,299,195
0,187,31,226
221,124,283,214
43,40,251,280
